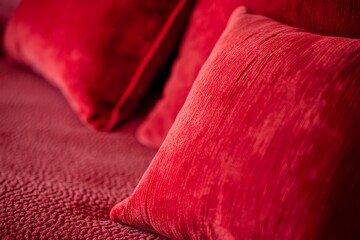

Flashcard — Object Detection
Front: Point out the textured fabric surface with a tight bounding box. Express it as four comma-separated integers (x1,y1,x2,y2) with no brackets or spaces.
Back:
246,0,360,38
137,0,360,148
3,0,192,131
136,0,243,148
0,59,166,239
112,7,360,239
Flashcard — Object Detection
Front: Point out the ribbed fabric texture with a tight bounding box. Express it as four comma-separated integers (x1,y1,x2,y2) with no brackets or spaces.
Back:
0,59,165,239
112,7,360,239
137,0,360,148
3,0,192,131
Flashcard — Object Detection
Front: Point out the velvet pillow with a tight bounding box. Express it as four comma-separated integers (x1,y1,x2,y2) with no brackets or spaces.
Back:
136,0,243,148
111,7,360,239
136,0,360,148
3,0,192,130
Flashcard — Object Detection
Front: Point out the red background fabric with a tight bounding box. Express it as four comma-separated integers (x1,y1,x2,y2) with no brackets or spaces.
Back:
112,8,360,239
137,0,360,148
0,58,166,239
3,0,192,131
0,0,20,53
246,0,360,38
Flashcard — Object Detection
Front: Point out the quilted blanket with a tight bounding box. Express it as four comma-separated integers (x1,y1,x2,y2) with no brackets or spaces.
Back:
0,59,166,239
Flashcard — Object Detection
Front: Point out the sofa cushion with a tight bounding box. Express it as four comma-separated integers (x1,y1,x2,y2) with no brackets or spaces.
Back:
137,0,360,148
111,7,360,239
3,0,192,131
0,58,166,239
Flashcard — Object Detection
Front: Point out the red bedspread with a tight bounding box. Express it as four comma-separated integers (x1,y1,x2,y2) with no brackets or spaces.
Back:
0,59,166,239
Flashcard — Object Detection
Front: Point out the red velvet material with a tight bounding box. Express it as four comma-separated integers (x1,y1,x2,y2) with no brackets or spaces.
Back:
246,0,360,38
3,0,191,131
136,0,243,148
112,8,360,239
137,0,360,148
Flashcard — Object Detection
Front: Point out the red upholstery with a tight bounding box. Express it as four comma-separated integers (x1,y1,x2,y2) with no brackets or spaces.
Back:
1,1,359,239
137,0,244,148
137,0,360,148
3,0,192,131
112,8,360,239
0,59,165,239
246,0,360,38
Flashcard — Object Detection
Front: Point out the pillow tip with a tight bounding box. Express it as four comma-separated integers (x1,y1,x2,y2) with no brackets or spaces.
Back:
109,205,121,221
135,126,162,149
236,6,249,14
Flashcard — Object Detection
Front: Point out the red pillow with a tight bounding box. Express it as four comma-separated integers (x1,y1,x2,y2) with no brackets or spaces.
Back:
111,7,360,239
3,0,192,130
247,0,360,38
136,0,243,148
136,0,360,148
